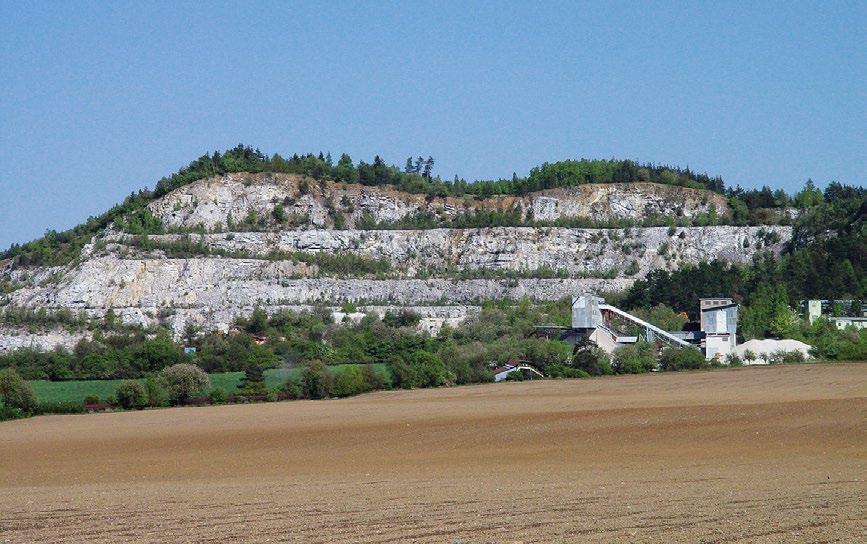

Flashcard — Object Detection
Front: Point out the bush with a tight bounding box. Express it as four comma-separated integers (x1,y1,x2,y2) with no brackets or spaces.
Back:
332,366,367,397
546,364,590,379
385,355,416,389
209,387,227,404
767,350,806,365
161,363,210,404
658,347,707,371
361,364,386,390
612,342,657,374
409,351,452,388
382,309,421,328
282,376,303,399
572,341,613,376
144,375,169,407
725,353,744,367
0,367,37,414
84,394,100,405
504,370,524,381
1,405,28,421
115,380,148,409
299,360,334,399
36,400,87,415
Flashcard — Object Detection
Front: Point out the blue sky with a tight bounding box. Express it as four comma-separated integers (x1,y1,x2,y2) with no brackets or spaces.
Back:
1,1,864,249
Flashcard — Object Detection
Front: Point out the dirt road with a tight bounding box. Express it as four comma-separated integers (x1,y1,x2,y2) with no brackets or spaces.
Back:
1,364,865,542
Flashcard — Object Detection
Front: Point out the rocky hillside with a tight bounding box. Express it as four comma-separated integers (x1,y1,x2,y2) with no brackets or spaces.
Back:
0,173,791,351
150,172,730,229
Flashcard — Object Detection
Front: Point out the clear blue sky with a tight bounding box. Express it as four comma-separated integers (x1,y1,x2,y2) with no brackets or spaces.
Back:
1,1,864,249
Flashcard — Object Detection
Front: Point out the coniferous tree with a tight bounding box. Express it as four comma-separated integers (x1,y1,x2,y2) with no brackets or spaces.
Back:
335,153,356,183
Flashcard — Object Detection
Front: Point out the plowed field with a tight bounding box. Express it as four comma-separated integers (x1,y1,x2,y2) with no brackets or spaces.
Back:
1,364,864,543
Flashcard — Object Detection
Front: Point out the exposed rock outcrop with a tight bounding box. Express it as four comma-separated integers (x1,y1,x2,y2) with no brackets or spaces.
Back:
0,173,792,351
111,225,789,277
149,173,731,230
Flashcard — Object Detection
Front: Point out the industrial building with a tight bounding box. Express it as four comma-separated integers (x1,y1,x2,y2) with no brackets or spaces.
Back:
829,316,867,330
539,294,738,361
801,299,867,324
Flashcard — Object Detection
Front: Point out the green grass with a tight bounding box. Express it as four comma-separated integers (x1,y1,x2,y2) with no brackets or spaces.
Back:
31,380,123,404
29,364,389,404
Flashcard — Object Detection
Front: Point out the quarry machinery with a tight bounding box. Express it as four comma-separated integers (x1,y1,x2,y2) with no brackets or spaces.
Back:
536,294,737,360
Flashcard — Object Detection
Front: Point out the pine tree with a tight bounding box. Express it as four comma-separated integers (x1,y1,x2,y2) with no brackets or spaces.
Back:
336,153,356,183
404,157,413,174
422,156,434,179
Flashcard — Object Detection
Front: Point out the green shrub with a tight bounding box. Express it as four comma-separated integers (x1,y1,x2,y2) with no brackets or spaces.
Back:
658,347,707,371
361,364,386,390
36,400,87,415
161,364,210,404
272,204,287,223
409,351,452,387
382,309,421,328
572,341,613,376
725,353,743,367
504,370,524,381
299,360,334,399
209,387,227,404
282,376,303,399
332,366,367,397
767,350,806,365
612,342,657,374
84,394,100,405
143,375,169,407
0,368,37,414
0,405,27,421
385,355,416,389
545,364,590,379
115,380,148,409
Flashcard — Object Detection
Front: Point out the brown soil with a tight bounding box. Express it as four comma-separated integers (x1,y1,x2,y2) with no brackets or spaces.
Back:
1,364,865,543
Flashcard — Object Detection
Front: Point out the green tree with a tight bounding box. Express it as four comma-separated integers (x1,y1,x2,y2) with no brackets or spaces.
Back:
161,363,210,404
244,307,270,335
239,345,275,395
793,179,824,208
335,153,356,183
409,350,452,387
769,307,802,339
741,284,791,339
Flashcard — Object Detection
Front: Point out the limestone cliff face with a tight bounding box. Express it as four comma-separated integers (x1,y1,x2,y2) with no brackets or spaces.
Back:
109,224,788,277
0,173,791,351
148,173,731,230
